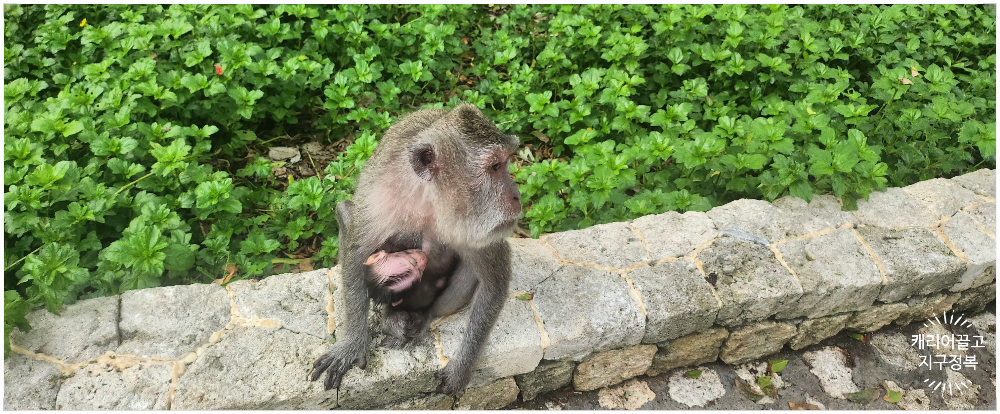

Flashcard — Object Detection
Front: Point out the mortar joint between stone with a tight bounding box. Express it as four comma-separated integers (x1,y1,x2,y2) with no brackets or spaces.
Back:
627,221,653,262
619,271,648,318
527,299,551,353
768,244,802,287
851,228,889,286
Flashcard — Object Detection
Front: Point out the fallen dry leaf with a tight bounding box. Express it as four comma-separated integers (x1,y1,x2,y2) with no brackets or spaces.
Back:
789,401,822,410
898,77,913,85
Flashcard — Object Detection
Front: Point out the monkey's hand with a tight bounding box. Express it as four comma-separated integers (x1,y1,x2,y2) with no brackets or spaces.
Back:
435,362,471,397
310,341,367,391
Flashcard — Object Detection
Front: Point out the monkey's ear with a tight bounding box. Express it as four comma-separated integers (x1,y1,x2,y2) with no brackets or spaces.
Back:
409,143,438,181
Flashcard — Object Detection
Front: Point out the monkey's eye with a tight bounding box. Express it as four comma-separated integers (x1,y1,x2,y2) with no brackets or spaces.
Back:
491,162,501,172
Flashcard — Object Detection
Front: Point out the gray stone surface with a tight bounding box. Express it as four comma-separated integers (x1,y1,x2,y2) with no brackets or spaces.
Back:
335,335,439,409
436,298,542,387
454,377,519,410
628,260,720,343
3,354,62,410
775,229,883,319
857,227,966,302
508,237,562,294
846,303,908,333
953,282,997,313
117,284,230,359
802,346,859,399
941,211,997,291
951,168,996,198
707,196,857,245
869,332,922,371
788,314,851,350
894,293,961,326
543,221,650,269
853,187,940,228
171,326,333,410
965,201,997,235
228,269,330,339
698,236,803,326
533,265,645,361
719,320,797,365
9,296,118,363
649,326,729,375
383,393,455,410
632,210,717,259
903,178,983,218
572,344,657,391
666,367,726,407
56,362,171,410
514,359,576,401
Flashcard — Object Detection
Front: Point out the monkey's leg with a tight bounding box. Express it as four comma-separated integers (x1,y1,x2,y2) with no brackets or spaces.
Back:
310,204,372,391
432,241,510,397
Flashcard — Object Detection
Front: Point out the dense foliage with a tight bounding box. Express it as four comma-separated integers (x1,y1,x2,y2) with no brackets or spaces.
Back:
3,4,995,352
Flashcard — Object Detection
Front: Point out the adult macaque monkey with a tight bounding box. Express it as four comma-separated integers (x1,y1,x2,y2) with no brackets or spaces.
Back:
310,104,522,397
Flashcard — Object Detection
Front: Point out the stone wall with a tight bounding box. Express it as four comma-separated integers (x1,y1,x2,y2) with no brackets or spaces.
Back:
4,169,995,410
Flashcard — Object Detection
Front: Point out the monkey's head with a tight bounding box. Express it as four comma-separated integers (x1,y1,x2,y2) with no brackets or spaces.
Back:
409,104,521,249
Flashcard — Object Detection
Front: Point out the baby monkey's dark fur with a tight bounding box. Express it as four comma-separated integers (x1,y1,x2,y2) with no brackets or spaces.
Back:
310,104,521,397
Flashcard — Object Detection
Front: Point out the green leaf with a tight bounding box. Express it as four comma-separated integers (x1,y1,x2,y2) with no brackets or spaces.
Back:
885,390,902,403
686,369,703,379
163,244,196,272
769,359,788,373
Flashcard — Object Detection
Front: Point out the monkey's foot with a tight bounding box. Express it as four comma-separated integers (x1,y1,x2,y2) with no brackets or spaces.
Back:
310,343,367,391
435,364,470,398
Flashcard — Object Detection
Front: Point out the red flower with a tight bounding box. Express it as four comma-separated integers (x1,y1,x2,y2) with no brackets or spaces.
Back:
215,64,223,76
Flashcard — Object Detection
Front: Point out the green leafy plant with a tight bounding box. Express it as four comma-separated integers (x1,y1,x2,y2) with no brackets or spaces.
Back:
4,4,995,354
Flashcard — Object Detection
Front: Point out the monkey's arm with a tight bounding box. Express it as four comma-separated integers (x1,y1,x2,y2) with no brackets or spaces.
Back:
432,241,511,397
310,201,372,390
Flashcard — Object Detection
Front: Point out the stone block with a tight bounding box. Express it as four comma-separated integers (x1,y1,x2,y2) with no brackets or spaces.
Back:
857,227,966,302
775,229,883,318
229,269,330,339
952,282,997,313
846,303,908,333
628,259,720,343
508,237,562,295
56,362,171,410
543,221,650,269
894,293,961,326
533,265,644,361
632,210,717,259
902,178,983,219
698,236,803,326
719,320,797,365
117,284,230,359
853,187,939,228
648,326,728,375
707,196,857,245
951,168,995,198
941,211,996,291
9,295,118,363
514,360,576,401
171,326,334,409
571,344,657,391
334,335,439,409
383,393,455,410
3,354,62,410
454,377,519,410
869,332,922,371
436,298,542,387
788,313,851,350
